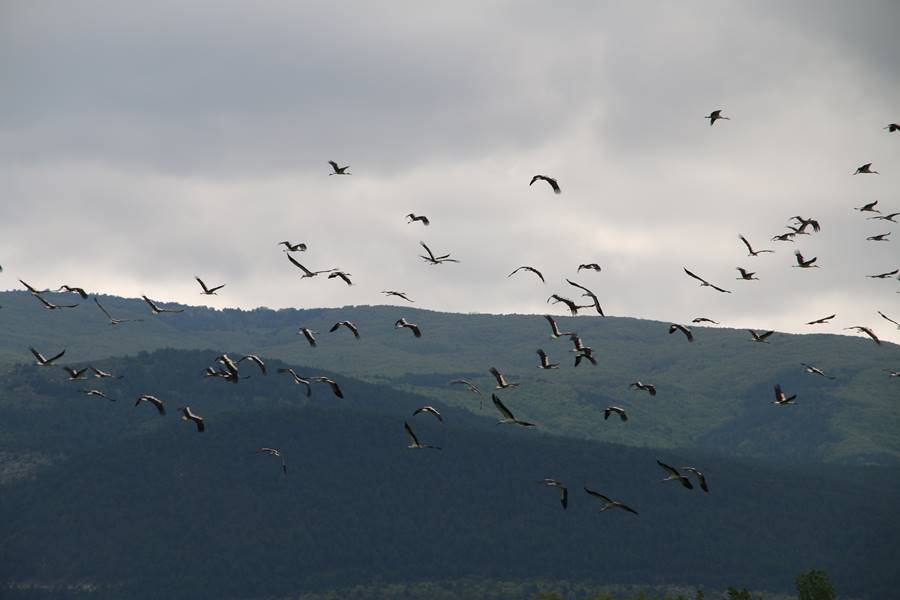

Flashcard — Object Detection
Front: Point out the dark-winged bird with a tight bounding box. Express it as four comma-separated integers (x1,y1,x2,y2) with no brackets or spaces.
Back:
529,174,560,194
404,421,440,449
195,276,225,295
328,161,350,175
491,393,535,427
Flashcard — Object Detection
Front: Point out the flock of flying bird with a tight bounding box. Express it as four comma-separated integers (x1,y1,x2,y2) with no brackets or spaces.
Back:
3,114,899,512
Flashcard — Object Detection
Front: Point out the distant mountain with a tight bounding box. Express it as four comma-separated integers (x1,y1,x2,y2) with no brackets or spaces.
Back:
1,291,898,465
1,349,897,600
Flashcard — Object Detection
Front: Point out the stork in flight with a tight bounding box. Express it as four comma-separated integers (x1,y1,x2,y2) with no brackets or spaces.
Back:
491,393,535,427
683,268,731,293
82,389,115,401
56,285,88,299
543,315,574,338
141,295,184,315
509,266,545,283
328,271,353,286
801,363,836,380
773,384,797,405
489,367,519,389
449,379,482,407
736,267,759,281
382,290,414,302
867,232,891,242
789,216,821,233
629,381,657,396
535,349,559,369
854,200,880,213
286,254,338,278
179,406,205,432
886,124,900,132
748,330,775,343
413,406,443,422
195,277,225,295
566,279,604,316
94,297,143,325
299,328,318,347
844,326,881,345
853,163,879,175
277,368,312,396
238,355,267,375
792,251,819,269
529,174,560,194
867,269,899,279
33,294,78,310
277,241,307,252
657,460,694,489
604,406,628,421
584,487,638,515
395,317,422,337
692,317,719,325
419,241,459,265
577,263,602,273
738,235,774,257
311,376,344,398
135,394,166,415
705,109,730,125
682,467,709,492
63,367,89,380
330,321,360,339
538,479,568,509
878,311,900,329
404,421,441,449
328,161,350,175
256,448,287,476
547,294,581,316
867,212,900,223
806,314,836,325
30,347,65,366
771,232,796,242
19,279,51,295
669,323,694,342
405,213,430,226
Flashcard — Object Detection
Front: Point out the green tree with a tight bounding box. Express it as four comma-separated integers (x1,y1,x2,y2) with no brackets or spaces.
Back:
795,569,836,600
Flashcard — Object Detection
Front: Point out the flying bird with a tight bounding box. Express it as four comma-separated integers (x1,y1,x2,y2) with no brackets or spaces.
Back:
682,467,709,492
179,406,205,432
843,326,880,345
395,317,422,337
91,367,122,379
866,269,899,279
62,367,89,380
328,271,353,286
29,347,65,366
328,161,350,175
256,448,287,476
277,241,307,252
789,216,821,233
806,314,836,325
195,277,225,295
736,267,759,281
566,279,604,316
529,174,560,194
135,394,166,415
629,381,657,396
508,266,545,283
577,263,602,273
867,212,900,223
801,363,836,380
19,279,51,294
32,294,78,310
419,241,459,264
668,323,694,342
886,124,900,132
330,321,360,339
299,328,318,347
489,367,519,389
311,376,344,398
238,354,267,375
657,460,694,489
82,389,115,401
604,406,628,421
878,311,900,329
412,406,443,422
853,163,879,175
792,251,820,269
286,254,337,278
683,268,731,293
854,200,880,213
574,347,597,367
448,379,482,395
771,232,796,242
55,285,88,299
537,479,568,509
382,290,414,302
867,232,891,242
705,109,730,125
405,213,430,226
543,315,574,338
404,421,440,449
491,393,535,427
141,295,184,315
692,317,719,325
773,384,797,405
738,235,774,257
277,368,312,396
535,349,559,369
584,487,638,515
94,297,142,325
748,329,775,343
547,294,581,316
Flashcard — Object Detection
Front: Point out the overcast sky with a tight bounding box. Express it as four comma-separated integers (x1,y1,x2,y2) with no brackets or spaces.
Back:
1,1,899,344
